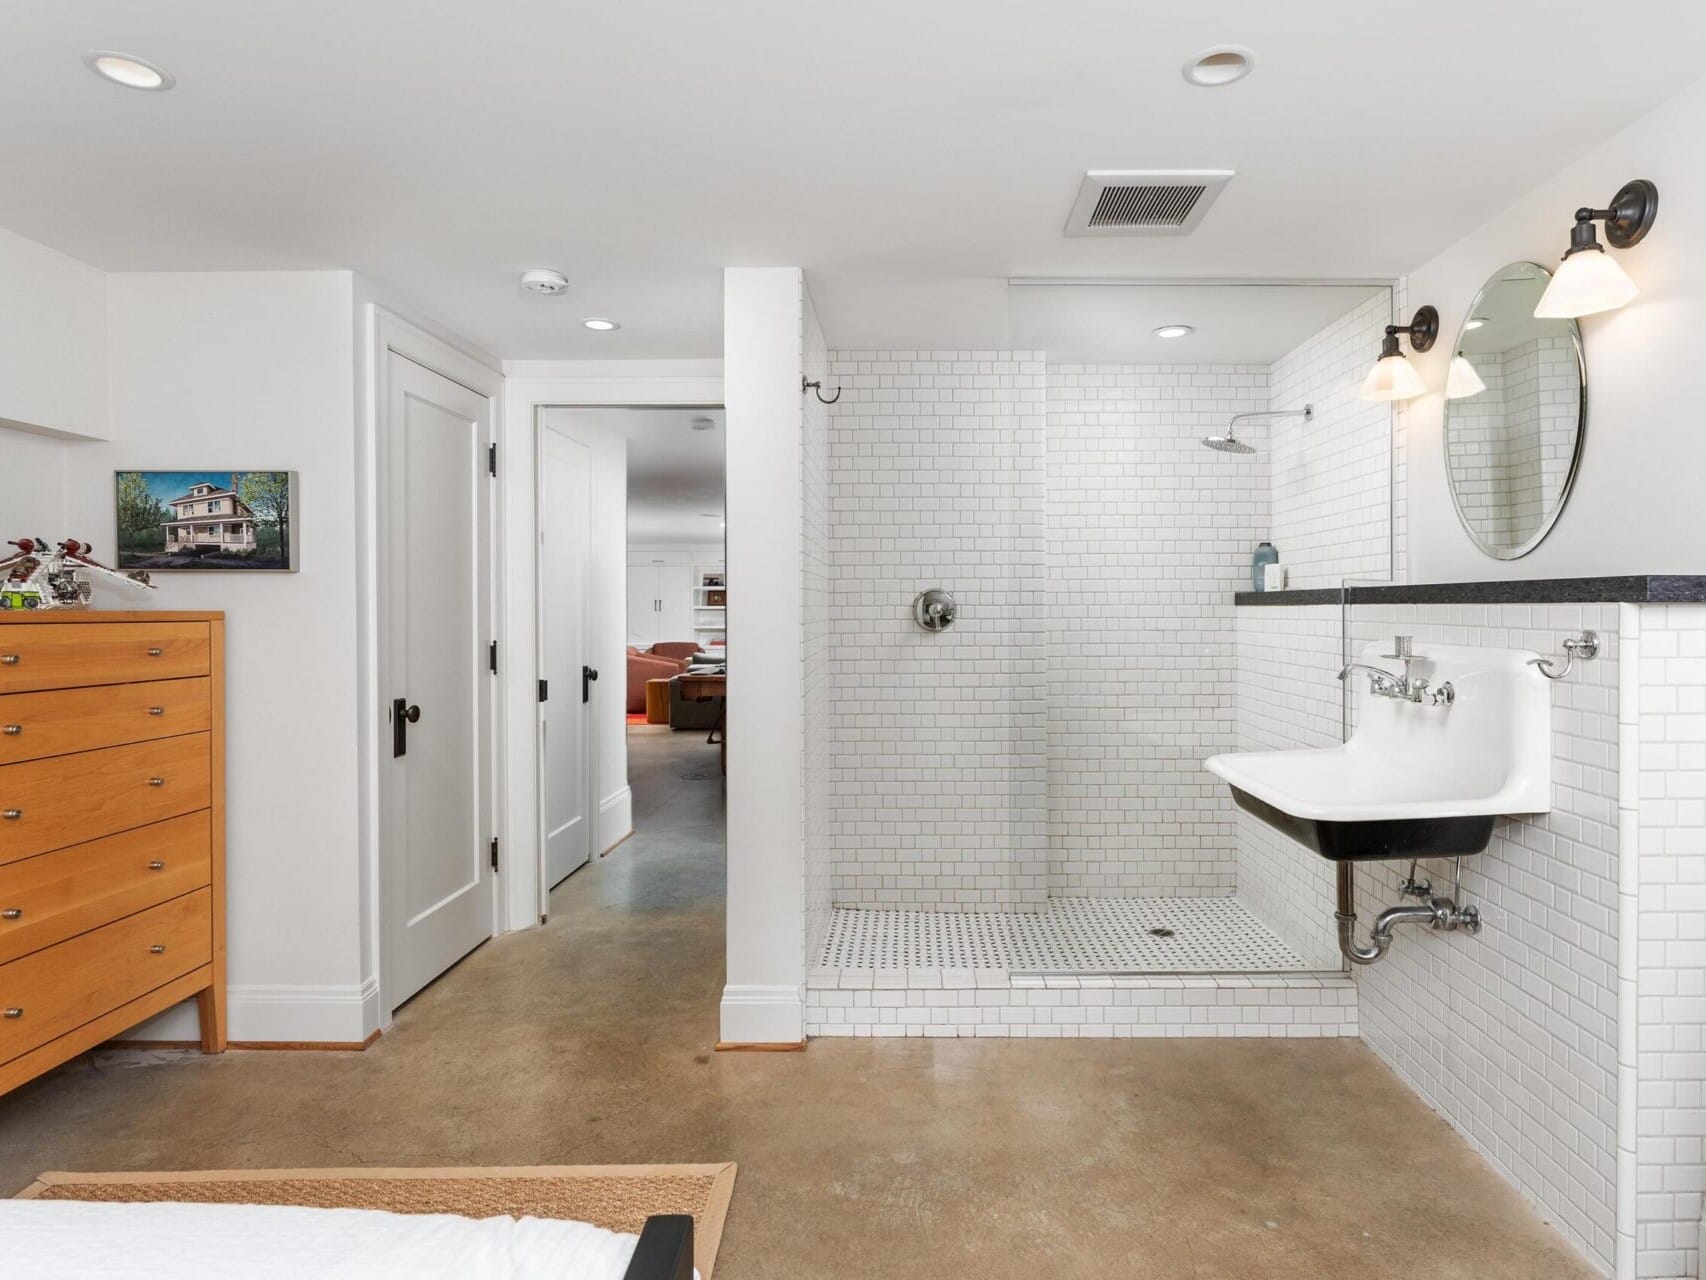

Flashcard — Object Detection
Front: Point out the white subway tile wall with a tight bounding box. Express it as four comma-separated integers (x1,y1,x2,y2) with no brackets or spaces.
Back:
1238,601,1623,1273
1231,604,1344,970
1631,603,1706,1280
824,351,1049,911
804,967,1357,1039
802,286,835,964
1045,364,1267,895
1267,293,1394,588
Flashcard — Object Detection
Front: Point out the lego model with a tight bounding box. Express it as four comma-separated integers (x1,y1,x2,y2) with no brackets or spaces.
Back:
0,538,155,610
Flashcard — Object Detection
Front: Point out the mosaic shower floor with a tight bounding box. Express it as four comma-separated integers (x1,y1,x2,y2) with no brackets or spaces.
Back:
819,896,1311,973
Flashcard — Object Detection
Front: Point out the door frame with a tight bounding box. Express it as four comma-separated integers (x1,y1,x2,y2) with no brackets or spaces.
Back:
500,362,723,929
535,417,596,891
362,306,504,1029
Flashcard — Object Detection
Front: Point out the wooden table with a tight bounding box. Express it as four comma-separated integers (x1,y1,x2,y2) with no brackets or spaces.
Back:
644,677,673,725
675,673,726,771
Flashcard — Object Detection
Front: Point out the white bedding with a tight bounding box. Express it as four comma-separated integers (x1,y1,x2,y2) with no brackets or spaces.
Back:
0,1199,658,1279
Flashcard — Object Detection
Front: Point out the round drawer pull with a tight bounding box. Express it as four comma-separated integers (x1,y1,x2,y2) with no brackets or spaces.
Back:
147,860,166,871
146,647,164,657
1,810,20,821
0,655,18,666
149,944,167,954
2,1008,21,1019
1,725,19,736
1,908,20,920
147,706,165,717
147,777,165,787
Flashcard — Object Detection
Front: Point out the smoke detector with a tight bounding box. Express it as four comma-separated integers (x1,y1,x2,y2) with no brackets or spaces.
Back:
520,268,569,296
1064,170,1234,236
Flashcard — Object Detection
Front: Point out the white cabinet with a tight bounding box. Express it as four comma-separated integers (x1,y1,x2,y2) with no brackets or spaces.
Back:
626,561,693,646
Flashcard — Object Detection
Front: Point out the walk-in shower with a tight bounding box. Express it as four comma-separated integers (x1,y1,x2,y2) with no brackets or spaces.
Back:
800,280,1396,1033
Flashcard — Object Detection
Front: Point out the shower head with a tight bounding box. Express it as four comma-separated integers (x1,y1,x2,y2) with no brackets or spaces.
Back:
1201,432,1256,454
1199,403,1314,457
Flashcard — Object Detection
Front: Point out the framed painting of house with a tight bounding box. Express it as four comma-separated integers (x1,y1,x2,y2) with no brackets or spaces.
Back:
115,471,297,571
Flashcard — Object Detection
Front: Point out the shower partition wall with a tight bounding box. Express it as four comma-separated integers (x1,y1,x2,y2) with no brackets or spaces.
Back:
806,290,1394,994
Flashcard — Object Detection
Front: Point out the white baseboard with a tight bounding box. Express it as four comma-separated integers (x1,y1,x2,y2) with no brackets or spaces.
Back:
598,785,633,854
719,983,803,1044
115,979,379,1045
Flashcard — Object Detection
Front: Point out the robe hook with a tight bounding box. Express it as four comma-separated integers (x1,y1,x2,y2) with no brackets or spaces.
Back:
801,376,841,404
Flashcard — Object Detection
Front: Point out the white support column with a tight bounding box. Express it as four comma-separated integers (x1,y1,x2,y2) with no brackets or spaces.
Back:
720,268,806,1044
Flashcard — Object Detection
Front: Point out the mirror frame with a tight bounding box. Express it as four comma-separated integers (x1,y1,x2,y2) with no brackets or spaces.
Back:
1442,261,1587,561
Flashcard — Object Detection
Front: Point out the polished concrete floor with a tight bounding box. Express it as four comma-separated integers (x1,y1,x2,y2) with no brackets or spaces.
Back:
0,726,1596,1278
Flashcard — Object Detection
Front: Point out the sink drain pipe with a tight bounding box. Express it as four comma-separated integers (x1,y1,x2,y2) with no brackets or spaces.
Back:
1335,862,1480,966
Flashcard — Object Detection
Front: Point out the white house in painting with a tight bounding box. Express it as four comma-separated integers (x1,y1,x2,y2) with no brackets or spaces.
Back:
163,481,257,551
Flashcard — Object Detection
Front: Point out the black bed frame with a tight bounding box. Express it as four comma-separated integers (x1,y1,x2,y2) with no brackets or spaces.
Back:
623,1214,695,1280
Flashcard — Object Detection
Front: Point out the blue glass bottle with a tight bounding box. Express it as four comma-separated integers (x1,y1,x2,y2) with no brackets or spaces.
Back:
1252,542,1278,591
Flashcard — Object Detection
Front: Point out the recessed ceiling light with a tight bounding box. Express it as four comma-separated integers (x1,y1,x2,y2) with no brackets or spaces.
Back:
690,417,716,431
1464,316,1490,330
1183,46,1254,87
582,317,619,331
1153,324,1195,339
84,50,174,91
520,268,569,295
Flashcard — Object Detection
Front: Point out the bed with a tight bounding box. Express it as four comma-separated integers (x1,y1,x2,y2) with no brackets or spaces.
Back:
0,1199,695,1279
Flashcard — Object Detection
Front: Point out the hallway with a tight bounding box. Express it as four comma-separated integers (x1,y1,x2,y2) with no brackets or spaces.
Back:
0,728,1592,1278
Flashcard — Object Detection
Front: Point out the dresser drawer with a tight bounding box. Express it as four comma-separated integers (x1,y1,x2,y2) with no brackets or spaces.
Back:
0,887,211,1064
0,622,210,695
0,678,211,766
0,735,211,863
0,813,211,966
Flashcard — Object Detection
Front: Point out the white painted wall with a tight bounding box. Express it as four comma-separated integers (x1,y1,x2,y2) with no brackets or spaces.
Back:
1404,74,1706,581
721,268,805,1043
0,224,108,533
67,271,371,1042
0,223,107,441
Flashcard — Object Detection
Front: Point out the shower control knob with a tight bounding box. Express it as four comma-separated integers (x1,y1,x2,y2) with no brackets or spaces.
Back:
912,588,957,632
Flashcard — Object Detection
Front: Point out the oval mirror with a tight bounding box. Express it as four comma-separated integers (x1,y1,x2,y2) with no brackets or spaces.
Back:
1443,261,1586,559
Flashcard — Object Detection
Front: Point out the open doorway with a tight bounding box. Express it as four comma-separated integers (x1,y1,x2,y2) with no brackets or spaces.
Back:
534,405,725,915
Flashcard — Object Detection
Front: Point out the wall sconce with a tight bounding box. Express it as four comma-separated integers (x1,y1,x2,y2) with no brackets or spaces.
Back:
1446,353,1487,400
1534,179,1657,319
1358,305,1438,402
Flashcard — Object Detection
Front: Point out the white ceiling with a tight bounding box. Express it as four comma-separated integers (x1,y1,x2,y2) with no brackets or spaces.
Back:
1008,282,1387,364
540,407,725,547
4,2,1704,359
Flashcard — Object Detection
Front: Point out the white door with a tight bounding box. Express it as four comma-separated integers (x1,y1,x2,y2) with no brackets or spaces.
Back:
539,424,593,887
655,564,693,644
626,565,657,646
380,352,494,1007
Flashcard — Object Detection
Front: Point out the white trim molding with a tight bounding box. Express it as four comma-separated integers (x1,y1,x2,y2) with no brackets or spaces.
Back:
718,984,804,1045
116,980,382,1046
599,785,634,855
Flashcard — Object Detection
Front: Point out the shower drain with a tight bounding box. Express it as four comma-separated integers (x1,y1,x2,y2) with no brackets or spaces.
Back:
1147,927,1176,938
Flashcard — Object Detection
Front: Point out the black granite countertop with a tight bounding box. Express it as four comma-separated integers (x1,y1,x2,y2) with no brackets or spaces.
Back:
1235,576,1706,607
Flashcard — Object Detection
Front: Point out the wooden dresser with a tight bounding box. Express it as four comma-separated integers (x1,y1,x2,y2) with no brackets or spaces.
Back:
0,611,225,1094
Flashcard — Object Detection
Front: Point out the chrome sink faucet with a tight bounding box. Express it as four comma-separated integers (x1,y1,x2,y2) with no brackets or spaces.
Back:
1338,636,1455,706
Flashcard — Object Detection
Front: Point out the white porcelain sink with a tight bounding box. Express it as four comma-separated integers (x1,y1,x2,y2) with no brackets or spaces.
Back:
1206,641,1550,860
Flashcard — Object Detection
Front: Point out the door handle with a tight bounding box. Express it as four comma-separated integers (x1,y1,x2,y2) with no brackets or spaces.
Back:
392,697,421,757
583,666,599,703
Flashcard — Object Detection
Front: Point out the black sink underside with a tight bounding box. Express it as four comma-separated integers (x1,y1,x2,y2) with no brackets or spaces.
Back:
1229,787,1496,862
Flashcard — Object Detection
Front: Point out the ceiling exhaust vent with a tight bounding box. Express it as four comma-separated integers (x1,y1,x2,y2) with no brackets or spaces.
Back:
1064,170,1234,236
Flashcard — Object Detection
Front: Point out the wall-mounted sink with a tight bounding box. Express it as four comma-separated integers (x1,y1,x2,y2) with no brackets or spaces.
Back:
1206,641,1550,861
